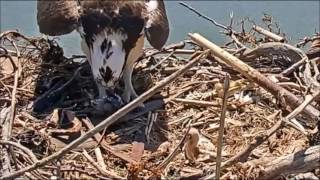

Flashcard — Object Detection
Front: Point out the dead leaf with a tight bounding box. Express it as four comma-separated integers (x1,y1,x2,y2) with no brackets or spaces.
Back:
0,56,16,74
184,128,200,161
131,141,145,162
48,108,60,127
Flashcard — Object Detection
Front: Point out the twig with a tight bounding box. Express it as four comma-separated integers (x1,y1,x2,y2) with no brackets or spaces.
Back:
8,41,21,137
0,141,38,163
94,147,107,171
259,145,320,179
82,149,125,180
0,107,13,175
149,50,176,70
145,112,157,144
173,98,220,107
280,56,310,76
156,126,192,171
0,30,42,50
179,2,229,31
216,74,230,180
0,50,210,180
253,25,286,42
81,118,137,164
202,113,281,180
180,1,248,49
230,33,246,48
144,49,198,59
303,56,320,89
231,47,246,55
0,39,21,175
283,89,320,130
295,35,320,48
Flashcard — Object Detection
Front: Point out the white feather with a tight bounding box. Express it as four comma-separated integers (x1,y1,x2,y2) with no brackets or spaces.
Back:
114,7,120,14
146,0,158,12
84,29,127,87
145,0,158,28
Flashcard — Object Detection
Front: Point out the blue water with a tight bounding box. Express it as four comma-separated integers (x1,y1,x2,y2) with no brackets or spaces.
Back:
1,1,319,56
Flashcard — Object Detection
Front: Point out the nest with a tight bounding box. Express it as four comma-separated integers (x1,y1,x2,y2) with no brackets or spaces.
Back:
1,10,320,180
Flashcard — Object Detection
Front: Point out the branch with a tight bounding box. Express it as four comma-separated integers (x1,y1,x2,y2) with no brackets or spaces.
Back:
179,1,247,49
179,2,229,31
280,56,310,77
253,25,286,42
216,75,230,179
259,145,320,179
0,41,21,176
81,118,137,164
82,149,125,180
0,30,42,50
0,141,38,163
156,126,191,171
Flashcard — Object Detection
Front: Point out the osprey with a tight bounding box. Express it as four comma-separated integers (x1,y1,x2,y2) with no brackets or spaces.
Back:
37,0,169,107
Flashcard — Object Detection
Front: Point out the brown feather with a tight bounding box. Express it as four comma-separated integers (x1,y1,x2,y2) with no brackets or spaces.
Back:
37,0,80,36
37,0,169,49
145,0,170,50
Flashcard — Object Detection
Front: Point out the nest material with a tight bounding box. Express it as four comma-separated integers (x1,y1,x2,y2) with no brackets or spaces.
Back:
1,14,320,180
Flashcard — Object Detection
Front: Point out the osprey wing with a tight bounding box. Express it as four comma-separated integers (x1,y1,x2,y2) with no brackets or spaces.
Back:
37,0,80,36
145,0,170,50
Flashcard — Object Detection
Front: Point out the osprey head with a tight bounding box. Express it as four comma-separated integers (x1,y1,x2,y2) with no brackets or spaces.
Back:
36,0,169,107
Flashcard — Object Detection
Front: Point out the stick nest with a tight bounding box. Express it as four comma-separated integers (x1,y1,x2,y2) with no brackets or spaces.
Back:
1,13,320,180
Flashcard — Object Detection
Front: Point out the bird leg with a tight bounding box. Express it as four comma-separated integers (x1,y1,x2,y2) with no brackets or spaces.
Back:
122,61,145,110
122,60,138,103
122,35,145,103
96,81,107,98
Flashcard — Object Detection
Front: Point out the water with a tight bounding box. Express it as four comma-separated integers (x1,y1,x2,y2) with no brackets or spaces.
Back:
1,1,319,56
